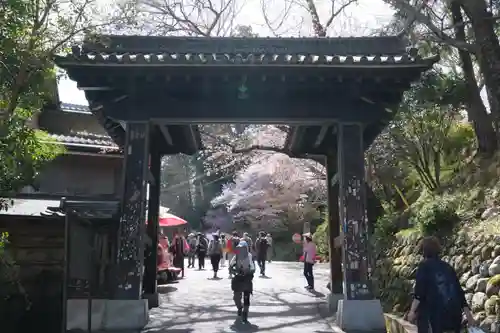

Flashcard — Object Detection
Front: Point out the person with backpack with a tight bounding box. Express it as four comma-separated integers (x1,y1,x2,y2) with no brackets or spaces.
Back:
242,232,255,262
208,232,224,278
227,231,240,278
186,233,197,268
229,241,255,324
195,232,208,270
255,231,270,276
408,236,475,333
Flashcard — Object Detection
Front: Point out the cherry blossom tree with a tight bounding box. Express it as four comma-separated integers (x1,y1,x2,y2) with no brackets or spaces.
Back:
212,152,326,232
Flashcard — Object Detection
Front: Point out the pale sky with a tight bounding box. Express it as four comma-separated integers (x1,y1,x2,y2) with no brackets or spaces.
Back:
58,0,395,105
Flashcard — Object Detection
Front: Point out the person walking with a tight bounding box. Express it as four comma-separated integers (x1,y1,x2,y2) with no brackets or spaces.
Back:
407,236,475,333
302,232,316,291
196,232,208,270
229,241,255,324
208,232,224,278
227,231,240,278
266,233,273,263
220,234,227,267
255,231,270,276
242,232,255,263
171,233,187,278
186,233,197,268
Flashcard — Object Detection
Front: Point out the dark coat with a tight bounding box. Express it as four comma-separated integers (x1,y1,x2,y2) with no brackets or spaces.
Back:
231,273,254,293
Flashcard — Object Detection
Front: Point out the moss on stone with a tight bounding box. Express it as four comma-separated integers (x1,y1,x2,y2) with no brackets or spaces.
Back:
489,274,500,286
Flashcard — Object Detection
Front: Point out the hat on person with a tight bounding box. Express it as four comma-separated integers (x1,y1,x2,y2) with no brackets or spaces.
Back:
303,232,312,238
188,233,195,237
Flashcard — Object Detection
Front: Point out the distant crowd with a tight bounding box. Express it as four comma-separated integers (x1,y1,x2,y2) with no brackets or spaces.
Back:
170,229,274,279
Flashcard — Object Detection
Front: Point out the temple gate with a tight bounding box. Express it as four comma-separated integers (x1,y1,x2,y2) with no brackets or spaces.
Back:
56,35,437,332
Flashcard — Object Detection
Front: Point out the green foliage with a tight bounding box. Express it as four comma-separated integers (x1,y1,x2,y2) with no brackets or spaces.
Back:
373,211,401,249
0,109,64,210
411,193,459,236
440,122,477,181
368,68,474,211
0,232,8,252
0,232,28,302
312,213,329,260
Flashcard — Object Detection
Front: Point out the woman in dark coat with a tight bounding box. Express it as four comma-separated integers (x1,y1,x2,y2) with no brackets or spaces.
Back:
171,234,186,278
196,232,208,270
229,240,255,324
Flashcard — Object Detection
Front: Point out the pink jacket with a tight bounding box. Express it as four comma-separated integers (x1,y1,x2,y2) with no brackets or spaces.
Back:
303,242,317,264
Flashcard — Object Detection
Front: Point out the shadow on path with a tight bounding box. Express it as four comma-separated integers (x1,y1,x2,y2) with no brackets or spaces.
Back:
157,285,178,294
144,261,334,332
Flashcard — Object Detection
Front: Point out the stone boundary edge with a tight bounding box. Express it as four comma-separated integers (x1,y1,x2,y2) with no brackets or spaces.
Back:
385,313,417,333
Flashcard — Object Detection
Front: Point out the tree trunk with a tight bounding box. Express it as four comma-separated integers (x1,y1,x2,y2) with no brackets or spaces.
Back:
451,2,498,155
460,0,500,129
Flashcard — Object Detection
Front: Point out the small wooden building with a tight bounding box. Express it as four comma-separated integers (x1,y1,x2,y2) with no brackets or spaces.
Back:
0,102,122,332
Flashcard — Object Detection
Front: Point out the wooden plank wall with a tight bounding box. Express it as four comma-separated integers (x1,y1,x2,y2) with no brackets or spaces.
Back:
0,216,65,332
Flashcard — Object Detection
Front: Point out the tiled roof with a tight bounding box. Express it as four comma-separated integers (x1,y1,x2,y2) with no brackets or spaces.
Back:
47,131,119,149
60,199,120,219
82,35,410,55
57,53,435,67
0,198,120,219
0,198,63,217
60,103,90,114
54,35,438,68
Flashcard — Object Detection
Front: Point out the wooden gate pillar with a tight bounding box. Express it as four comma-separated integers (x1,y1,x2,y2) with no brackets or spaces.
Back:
337,123,373,300
115,122,150,300
335,122,385,332
143,130,161,307
326,150,343,308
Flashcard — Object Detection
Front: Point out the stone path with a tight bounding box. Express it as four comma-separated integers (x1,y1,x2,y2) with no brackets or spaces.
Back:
143,261,334,333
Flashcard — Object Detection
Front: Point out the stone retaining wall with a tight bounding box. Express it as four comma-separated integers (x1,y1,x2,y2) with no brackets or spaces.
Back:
375,230,500,333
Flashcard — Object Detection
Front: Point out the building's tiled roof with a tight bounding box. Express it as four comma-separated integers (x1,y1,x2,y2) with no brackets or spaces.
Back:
60,103,90,114
52,103,125,148
0,198,63,217
57,53,435,67
60,199,120,219
0,198,120,219
47,131,119,150
54,35,438,68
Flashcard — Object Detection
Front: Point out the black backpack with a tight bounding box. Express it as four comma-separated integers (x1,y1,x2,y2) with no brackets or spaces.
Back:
197,238,208,252
431,261,463,330
257,237,268,253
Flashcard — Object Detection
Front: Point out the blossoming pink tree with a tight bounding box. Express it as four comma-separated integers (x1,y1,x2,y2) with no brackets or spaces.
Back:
212,149,326,232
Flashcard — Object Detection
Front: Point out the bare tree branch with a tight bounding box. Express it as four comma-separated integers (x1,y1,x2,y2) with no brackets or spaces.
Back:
260,0,294,36
324,0,357,31
395,0,428,37
384,0,476,52
135,0,238,36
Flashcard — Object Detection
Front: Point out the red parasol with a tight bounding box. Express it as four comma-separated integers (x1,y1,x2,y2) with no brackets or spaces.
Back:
158,212,188,227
